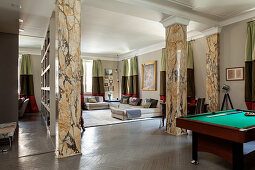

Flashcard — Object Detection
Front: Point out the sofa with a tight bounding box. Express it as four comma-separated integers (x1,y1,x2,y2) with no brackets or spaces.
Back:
84,96,109,110
110,97,161,120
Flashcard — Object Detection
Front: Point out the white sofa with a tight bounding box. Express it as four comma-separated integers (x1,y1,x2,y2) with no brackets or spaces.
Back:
84,96,109,110
110,103,161,120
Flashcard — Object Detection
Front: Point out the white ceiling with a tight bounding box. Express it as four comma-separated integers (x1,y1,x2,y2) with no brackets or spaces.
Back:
14,0,255,56
19,0,55,49
81,5,165,55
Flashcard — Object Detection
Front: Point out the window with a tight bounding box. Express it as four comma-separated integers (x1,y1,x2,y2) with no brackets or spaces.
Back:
83,60,93,93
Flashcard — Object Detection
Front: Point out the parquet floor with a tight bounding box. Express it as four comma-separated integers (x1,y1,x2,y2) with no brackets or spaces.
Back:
2,114,255,170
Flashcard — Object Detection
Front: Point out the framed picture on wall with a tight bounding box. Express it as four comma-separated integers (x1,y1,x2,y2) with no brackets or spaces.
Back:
105,69,113,75
109,80,113,83
109,86,114,91
104,87,109,91
141,61,157,91
104,79,109,83
226,67,244,81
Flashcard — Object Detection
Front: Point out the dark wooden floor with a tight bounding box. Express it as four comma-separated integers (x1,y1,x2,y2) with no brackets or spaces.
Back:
1,113,255,170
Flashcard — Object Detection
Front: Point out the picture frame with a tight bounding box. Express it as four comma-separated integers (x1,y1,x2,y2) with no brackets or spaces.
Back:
109,80,113,83
226,67,244,81
105,69,113,75
104,83,108,87
141,61,157,91
104,79,109,83
109,86,114,91
104,87,109,91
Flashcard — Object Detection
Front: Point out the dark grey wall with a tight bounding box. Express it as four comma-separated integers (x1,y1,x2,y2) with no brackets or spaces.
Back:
0,32,18,123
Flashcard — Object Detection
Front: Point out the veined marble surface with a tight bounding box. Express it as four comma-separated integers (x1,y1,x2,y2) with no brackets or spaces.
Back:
206,34,220,112
165,24,187,136
57,0,81,158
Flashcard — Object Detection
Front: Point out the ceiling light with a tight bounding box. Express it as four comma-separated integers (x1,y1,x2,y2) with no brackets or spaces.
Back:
19,29,24,32
19,19,23,23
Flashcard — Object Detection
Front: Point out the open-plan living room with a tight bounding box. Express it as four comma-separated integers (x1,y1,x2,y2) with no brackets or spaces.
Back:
2,0,255,170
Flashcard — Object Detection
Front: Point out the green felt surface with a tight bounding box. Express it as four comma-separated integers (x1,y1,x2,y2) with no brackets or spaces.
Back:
185,110,255,129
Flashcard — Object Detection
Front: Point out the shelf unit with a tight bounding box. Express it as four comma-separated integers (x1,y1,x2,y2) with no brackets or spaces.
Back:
41,13,56,136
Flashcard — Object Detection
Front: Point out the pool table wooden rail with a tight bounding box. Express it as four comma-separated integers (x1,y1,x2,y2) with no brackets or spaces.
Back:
176,117,255,143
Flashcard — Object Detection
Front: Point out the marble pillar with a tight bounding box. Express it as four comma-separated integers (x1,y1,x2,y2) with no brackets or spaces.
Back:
206,33,220,112
165,24,187,135
56,0,81,158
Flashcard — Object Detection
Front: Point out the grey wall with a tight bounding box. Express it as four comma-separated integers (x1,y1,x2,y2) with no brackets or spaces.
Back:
220,20,248,109
191,20,248,109
192,38,207,99
119,50,162,107
0,32,18,123
101,60,120,99
138,50,162,106
31,55,42,109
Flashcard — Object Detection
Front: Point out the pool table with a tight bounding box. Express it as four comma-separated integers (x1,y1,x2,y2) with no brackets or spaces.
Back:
176,109,255,170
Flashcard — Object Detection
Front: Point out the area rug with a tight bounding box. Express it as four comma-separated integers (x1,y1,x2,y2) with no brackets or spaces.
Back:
83,109,157,128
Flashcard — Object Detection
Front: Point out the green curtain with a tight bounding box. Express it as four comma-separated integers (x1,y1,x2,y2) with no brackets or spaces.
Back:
92,60,105,98
245,21,255,110
187,41,195,98
160,48,166,103
121,56,139,97
20,54,39,113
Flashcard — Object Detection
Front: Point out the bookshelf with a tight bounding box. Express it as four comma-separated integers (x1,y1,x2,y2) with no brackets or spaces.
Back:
41,13,56,136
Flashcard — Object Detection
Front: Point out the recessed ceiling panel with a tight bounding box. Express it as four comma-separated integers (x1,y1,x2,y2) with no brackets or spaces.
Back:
81,5,165,54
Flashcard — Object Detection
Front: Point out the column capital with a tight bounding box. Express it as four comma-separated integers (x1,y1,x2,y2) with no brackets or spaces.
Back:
161,16,190,28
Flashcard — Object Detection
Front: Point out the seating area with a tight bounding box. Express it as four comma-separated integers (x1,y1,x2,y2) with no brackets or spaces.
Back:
110,96,161,120
84,96,109,110
83,95,161,124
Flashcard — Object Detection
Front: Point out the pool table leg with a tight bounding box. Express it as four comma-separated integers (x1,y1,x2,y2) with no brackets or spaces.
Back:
232,142,243,170
191,132,199,165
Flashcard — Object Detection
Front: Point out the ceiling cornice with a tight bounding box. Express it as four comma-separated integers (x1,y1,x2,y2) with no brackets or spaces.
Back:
19,47,41,55
81,53,119,61
220,9,255,26
187,27,222,41
114,0,218,26
118,41,165,60
161,16,190,27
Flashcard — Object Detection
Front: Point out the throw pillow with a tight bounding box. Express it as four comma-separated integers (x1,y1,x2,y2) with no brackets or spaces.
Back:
150,99,158,108
129,98,139,106
122,98,129,104
143,102,151,108
145,98,151,103
137,99,142,106
88,98,97,103
121,95,129,104
95,96,104,102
